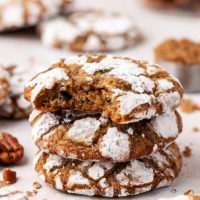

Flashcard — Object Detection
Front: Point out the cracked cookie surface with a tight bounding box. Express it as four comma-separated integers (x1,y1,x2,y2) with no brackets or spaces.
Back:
30,109,182,162
24,55,184,124
0,0,71,32
39,10,142,52
34,143,182,197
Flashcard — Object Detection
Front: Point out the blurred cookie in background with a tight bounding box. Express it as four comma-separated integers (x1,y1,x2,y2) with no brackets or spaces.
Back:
38,10,142,52
0,67,9,105
143,0,200,14
0,0,72,32
0,63,42,119
154,38,200,92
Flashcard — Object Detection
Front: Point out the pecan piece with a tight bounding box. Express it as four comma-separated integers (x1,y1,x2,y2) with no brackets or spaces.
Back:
3,168,17,183
0,132,24,164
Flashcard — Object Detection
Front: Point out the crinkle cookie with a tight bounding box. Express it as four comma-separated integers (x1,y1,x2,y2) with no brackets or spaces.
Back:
39,10,142,52
0,65,39,119
0,0,71,32
30,109,182,162
34,143,182,197
24,55,184,124
0,67,9,105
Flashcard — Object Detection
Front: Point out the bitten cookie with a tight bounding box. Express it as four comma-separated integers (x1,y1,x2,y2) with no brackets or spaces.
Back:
34,143,182,197
24,55,184,124
39,10,142,52
0,65,39,119
0,0,71,32
30,109,182,162
0,67,9,105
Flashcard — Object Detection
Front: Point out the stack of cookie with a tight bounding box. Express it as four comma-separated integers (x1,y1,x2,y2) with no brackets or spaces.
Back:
24,54,184,197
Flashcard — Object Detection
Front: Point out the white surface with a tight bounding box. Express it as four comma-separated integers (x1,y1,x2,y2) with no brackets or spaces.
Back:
0,0,200,199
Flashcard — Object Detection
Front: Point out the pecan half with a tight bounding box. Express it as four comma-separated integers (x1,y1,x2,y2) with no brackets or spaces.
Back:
0,132,24,164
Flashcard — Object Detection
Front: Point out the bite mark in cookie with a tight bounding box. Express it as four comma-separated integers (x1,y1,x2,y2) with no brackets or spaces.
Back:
24,55,184,124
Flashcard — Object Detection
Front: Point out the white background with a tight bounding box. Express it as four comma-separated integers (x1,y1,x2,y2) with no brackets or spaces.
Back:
0,0,200,199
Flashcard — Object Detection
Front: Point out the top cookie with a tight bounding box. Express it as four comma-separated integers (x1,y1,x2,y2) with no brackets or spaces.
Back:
24,55,184,124
39,10,142,52
0,67,9,105
0,0,71,32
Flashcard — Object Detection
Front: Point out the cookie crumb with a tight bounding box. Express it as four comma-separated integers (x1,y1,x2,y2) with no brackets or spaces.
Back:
180,99,200,113
171,188,177,193
193,127,199,132
3,169,17,184
184,189,200,199
182,146,192,157
26,191,32,197
0,180,9,187
33,181,41,189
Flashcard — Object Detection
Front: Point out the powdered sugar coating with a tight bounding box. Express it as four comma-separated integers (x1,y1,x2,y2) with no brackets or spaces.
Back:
0,0,71,31
88,163,113,180
25,55,183,123
39,10,141,51
67,117,101,146
115,91,153,115
67,170,90,187
157,79,174,92
34,143,182,197
151,112,178,138
31,112,59,142
100,127,130,160
43,154,63,173
55,175,63,190
158,92,181,113
116,160,154,186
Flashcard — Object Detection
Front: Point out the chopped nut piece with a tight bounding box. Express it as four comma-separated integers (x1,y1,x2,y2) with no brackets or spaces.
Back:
3,168,17,184
26,190,38,197
26,191,33,197
180,99,200,113
193,127,199,132
185,190,200,200
182,146,192,157
171,188,177,193
33,181,41,189
32,190,38,195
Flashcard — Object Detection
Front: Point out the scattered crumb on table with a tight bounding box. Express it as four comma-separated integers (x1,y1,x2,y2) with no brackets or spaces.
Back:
193,127,199,132
182,146,192,157
180,99,200,113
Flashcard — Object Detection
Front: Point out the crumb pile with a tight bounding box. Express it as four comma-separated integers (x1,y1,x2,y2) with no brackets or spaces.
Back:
25,54,183,197
154,39,200,65
180,99,200,113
